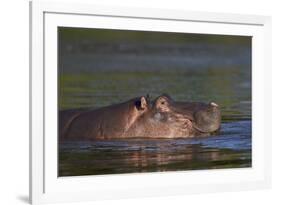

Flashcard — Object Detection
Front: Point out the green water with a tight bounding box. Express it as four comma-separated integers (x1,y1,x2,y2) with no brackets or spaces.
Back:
58,28,251,176
59,66,251,122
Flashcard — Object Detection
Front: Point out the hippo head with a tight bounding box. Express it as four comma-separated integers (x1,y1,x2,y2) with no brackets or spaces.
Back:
151,94,221,136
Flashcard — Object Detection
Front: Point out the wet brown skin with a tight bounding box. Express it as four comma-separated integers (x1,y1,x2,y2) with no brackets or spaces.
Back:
59,94,221,141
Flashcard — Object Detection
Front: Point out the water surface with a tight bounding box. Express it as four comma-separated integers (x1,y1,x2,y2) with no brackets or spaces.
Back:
59,121,251,176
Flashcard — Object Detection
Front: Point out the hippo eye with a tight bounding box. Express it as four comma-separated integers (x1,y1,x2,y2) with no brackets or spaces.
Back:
161,101,165,105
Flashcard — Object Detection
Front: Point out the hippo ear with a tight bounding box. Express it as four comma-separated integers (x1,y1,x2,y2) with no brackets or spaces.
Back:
140,96,147,109
135,96,147,110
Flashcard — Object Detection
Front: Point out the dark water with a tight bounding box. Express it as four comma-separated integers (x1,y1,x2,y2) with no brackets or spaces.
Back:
58,28,251,176
59,121,251,176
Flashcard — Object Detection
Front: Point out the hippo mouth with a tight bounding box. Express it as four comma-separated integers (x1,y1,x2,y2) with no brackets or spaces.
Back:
168,112,193,130
170,102,221,133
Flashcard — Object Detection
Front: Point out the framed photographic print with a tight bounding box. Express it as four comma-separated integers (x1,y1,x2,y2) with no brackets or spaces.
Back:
30,1,271,204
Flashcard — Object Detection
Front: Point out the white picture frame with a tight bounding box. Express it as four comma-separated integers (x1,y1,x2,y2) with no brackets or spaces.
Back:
30,1,272,204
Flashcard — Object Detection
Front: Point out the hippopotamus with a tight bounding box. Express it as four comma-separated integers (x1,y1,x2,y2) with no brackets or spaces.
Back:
59,94,221,140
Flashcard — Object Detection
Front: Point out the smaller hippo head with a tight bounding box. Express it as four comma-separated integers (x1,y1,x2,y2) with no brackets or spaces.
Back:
152,94,221,134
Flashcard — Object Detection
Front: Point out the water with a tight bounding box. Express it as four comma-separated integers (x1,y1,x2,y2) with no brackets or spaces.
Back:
58,28,251,176
59,121,251,176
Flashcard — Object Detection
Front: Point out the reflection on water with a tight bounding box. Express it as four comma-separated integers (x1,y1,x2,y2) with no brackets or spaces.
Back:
58,28,251,176
59,121,251,176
